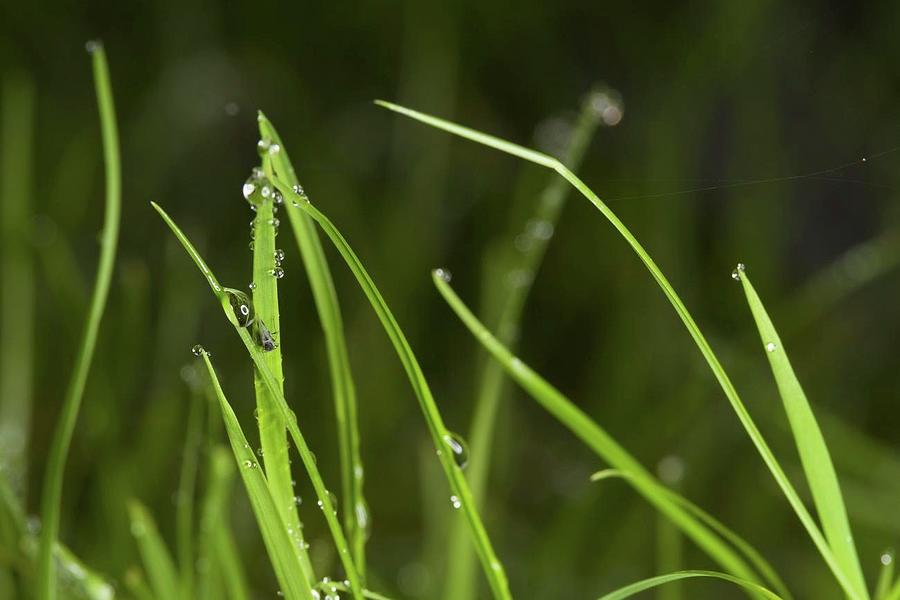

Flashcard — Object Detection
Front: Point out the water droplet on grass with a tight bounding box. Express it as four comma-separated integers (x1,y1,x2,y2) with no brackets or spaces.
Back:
731,262,746,281
450,495,461,509
274,248,285,262
434,268,452,282
191,345,204,357
225,288,255,328
443,432,469,469
242,182,256,200
270,267,284,279
766,342,777,352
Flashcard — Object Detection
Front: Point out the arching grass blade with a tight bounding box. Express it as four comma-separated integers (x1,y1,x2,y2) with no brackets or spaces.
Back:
37,43,121,600
127,500,180,600
596,570,784,600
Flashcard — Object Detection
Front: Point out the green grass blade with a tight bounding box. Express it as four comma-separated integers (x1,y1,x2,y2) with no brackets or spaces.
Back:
152,202,364,599
0,70,36,497
258,113,367,579
37,42,122,600
175,388,203,598
738,269,868,599
381,100,861,600
596,570,784,600
263,178,513,600
590,469,792,599
198,352,313,600
444,90,604,600
124,568,156,600
875,551,894,600
432,275,771,593
127,500,181,600
250,140,316,586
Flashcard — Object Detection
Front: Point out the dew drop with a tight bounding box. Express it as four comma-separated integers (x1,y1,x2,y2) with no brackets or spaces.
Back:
294,495,302,506
191,344,204,357
242,460,255,469
249,282,257,290
85,40,101,53
270,267,285,279
274,248,285,262
261,185,272,199
268,217,280,227
257,139,271,156
450,495,462,509
442,432,469,469
225,288,256,328
248,241,254,250
882,552,893,566
731,262,746,281
434,268,452,283
292,184,305,196
268,143,281,156
766,342,777,353
242,182,256,200
273,190,284,205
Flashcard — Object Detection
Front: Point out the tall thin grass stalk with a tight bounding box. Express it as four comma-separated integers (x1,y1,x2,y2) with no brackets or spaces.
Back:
444,90,603,600
258,113,368,578
250,142,316,584
175,386,203,597
378,100,865,600
36,43,121,600
0,71,36,497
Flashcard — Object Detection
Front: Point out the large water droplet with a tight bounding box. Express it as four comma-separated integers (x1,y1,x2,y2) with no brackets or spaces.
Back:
225,288,255,328
766,342,777,353
270,267,285,279
242,182,256,200
257,139,271,156
443,432,469,469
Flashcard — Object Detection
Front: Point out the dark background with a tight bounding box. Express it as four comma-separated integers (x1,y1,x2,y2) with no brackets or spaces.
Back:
2,1,899,598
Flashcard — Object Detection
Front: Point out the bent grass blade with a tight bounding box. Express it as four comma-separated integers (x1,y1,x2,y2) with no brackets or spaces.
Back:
595,570,784,600
378,100,862,600
433,274,773,594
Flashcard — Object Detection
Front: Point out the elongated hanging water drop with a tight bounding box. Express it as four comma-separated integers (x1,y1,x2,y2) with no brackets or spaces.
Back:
443,432,469,469
224,288,255,328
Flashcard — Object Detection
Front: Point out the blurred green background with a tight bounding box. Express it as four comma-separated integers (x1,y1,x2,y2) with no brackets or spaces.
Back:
2,1,900,598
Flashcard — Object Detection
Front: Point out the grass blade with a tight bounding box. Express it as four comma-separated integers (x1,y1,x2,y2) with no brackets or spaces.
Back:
258,113,368,578
175,387,203,597
261,175,512,599
444,90,604,600
127,500,180,600
595,570,784,600
249,140,316,585
590,469,792,599
738,268,868,598
875,551,894,600
151,202,364,599
432,274,773,593
0,70,36,497
37,42,121,600
198,352,313,600
379,100,862,600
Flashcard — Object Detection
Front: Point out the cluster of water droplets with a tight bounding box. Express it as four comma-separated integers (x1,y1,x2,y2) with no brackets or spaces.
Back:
731,262,746,281
433,268,452,283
